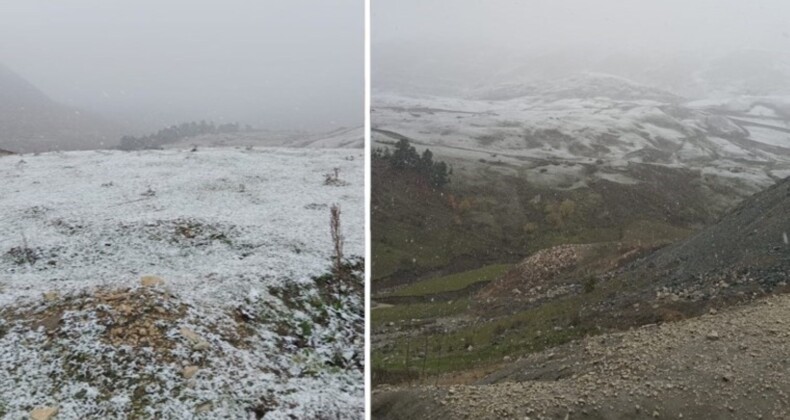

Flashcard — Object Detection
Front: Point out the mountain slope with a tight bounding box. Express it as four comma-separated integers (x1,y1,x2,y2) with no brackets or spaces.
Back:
0,63,123,153
613,175,790,304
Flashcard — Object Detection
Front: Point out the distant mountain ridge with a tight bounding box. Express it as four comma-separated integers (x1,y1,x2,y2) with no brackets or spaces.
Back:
374,46,790,99
473,73,683,102
0,63,123,153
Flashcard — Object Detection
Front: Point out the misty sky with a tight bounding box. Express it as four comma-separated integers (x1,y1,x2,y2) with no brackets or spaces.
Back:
374,0,790,53
0,0,363,132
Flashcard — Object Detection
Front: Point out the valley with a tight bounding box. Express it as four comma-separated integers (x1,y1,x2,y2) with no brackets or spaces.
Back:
371,71,790,418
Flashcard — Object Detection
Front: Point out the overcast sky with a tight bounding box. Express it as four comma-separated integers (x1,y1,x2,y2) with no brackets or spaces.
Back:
374,0,790,53
0,0,363,131
372,0,790,96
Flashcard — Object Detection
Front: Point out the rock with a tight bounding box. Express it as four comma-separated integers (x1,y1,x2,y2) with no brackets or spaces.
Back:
180,327,202,343
30,406,59,420
183,365,199,379
140,276,164,287
180,327,210,350
706,331,720,341
196,402,212,413
43,291,58,302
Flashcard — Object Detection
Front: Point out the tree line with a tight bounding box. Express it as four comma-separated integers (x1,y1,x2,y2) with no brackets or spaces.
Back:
119,121,249,150
372,139,450,188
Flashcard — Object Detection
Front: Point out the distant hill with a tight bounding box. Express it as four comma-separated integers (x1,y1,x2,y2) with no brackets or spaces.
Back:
161,125,364,150
0,63,123,153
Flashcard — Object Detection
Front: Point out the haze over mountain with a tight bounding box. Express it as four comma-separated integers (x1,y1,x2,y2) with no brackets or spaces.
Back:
374,44,790,100
0,0,362,151
0,63,123,153
374,0,790,98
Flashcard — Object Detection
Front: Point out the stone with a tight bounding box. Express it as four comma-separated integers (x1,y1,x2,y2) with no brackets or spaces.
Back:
43,291,59,302
706,331,720,341
180,327,202,343
140,276,164,287
30,406,59,420
180,327,210,350
183,365,199,379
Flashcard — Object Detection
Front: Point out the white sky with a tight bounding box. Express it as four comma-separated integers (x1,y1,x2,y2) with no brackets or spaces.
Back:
374,0,790,53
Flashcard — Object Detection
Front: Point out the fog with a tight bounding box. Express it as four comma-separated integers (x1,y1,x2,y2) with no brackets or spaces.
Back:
0,0,363,132
373,0,790,96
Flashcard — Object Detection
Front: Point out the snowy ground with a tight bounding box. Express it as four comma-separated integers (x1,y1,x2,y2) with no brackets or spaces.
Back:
372,83,790,194
0,147,364,419
164,126,364,150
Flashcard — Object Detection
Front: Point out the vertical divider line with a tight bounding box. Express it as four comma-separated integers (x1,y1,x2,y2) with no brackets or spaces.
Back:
364,0,372,417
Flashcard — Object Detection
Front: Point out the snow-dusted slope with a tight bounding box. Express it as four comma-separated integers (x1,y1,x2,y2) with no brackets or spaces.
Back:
373,74,790,193
0,148,363,418
164,126,364,150
294,126,364,149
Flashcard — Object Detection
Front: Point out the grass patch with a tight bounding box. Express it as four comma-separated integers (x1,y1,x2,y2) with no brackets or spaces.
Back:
372,274,637,382
386,264,512,297
372,299,470,327
372,293,594,380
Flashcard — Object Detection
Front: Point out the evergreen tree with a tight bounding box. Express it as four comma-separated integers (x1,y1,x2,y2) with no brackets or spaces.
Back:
418,149,434,175
431,161,449,188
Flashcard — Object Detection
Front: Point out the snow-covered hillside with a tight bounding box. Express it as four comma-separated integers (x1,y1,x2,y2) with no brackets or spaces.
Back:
373,75,790,194
0,147,363,418
163,126,364,150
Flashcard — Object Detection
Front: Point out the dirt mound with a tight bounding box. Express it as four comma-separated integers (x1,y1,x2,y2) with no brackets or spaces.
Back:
476,244,595,301
13,287,189,352
476,242,660,306
373,293,790,419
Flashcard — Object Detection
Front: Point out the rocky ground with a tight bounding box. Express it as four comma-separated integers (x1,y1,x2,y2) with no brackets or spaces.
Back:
373,292,790,419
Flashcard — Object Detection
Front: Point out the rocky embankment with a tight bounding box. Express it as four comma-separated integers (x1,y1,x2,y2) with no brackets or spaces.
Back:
373,292,790,419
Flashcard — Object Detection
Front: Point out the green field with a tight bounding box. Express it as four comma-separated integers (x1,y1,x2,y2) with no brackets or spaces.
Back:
386,264,512,297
